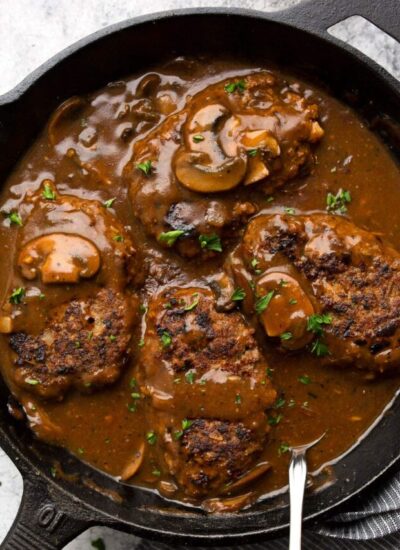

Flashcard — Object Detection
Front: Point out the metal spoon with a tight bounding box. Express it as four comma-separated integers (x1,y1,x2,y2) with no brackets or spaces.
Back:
289,433,326,550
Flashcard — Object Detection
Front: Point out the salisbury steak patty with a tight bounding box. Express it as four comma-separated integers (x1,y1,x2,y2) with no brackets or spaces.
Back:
9,288,136,399
236,213,400,372
126,71,323,257
164,417,266,497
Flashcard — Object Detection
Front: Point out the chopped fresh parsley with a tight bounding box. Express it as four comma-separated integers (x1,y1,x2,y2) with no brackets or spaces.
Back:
266,367,274,378
198,233,222,252
103,197,116,208
109,334,117,342
278,442,290,456
298,374,311,385
138,338,145,348
185,371,196,384
42,182,56,200
307,314,332,336
192,134,205,143
280,332,293,341
284,207,296,215
311,339,330,357
184,293,200,311
224,79,246,94
159,230,185,247
268,414,283,426
39,293,45,300
146,431,157,445
139,304,148,314
250,257,262,274
182,418,193,431
266,195,275,203
9,287,25,304
25,377,40,385
129,377,137,388
235,393,242,405
247,148,258,157
160,331,172,348
289,298,298,305
231,288,246,302
113,234,124,242
77,447,84,455
326,188,351,214
255,290,275,314
131,392,141,400
274,396,286,409
6,211,23,226
136,160,153,175
152,469,161,477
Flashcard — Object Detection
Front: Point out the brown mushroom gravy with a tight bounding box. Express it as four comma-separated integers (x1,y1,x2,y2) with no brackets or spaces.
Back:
1,57,400,512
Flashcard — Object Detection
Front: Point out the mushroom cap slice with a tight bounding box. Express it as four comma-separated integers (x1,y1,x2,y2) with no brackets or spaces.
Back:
175,150,247,193
256,271,315,350
18,233,101,284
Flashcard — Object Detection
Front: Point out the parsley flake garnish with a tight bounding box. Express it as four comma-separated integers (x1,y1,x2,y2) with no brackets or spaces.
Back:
284,207,296,215
268,414,283,426
185,371,196,384
255,290,275,314
42,182,56,200
247,148,258,157
159,230,185,247
160,331,172,348
6,211,23,226
231,288,246,302
298,375,311,385
146,431,157,445
280,332,293,341
326,188,351,214
103,197,116,208
192,134,205,143
9,287,25,304
307,314,332,336
136,160,153,175
184,293,200,311
224,79,246,94
25,377,40,385
311,339,330,357
198,233,222,252
278,442,290,456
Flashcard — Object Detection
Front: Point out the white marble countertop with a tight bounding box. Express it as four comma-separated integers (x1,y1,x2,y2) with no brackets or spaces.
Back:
0,1,399,548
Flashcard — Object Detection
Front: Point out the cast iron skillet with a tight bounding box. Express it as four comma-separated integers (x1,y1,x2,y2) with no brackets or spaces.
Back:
0,1,400,547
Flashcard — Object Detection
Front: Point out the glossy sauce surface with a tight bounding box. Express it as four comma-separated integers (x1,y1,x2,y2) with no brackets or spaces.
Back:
0,58,400,510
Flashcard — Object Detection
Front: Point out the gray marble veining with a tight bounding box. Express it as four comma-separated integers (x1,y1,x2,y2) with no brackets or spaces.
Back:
0,1,398,548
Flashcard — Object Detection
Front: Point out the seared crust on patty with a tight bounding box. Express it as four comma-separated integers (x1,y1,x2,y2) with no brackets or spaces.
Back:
144,286,268,378
9,288,136,399
239,213,400,371
164,417,266,497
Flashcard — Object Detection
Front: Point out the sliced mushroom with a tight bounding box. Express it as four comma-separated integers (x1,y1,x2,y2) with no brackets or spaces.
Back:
135,73,161,98
241,129,281,157
175,150,247,193
244,158,269,185
175,103,248,193
221,461,271,494
256,271,315,350
120,441,145,481
48,96,86,146
18,233,101,284
203,492,253,513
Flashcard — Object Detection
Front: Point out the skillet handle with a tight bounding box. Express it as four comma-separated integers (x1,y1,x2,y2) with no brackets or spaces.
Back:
1,476,92,550
277,0,400,43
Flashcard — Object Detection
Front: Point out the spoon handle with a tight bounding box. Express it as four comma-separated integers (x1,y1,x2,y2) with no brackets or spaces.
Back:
289,450,308,550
